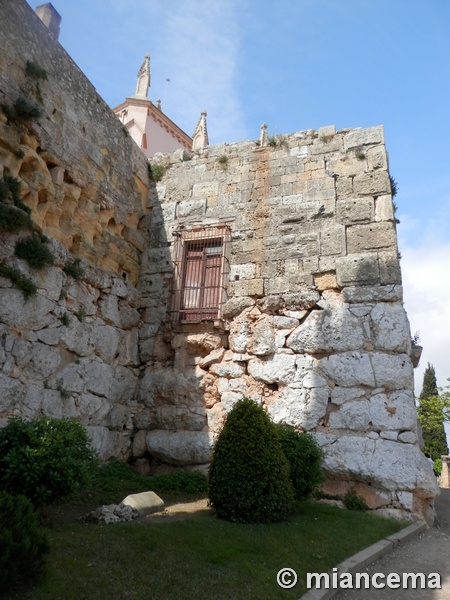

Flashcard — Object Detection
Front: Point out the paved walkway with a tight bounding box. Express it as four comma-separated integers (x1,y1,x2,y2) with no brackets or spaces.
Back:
334,489,450,599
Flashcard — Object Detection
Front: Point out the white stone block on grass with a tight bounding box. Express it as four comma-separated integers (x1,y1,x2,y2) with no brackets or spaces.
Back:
122,491,165,517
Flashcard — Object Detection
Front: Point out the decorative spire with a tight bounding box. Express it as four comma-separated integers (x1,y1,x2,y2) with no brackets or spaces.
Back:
192,110,209,151
135,54,150,98
259,123,268,146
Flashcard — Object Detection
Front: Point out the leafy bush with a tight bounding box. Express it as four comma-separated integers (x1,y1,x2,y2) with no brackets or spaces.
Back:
0,175,33,233
0,262,37,299
0,491,49,589
434,458,442,476
15,234,54,269
148,162,167,182
208,398,294,523
0,203,33,232
12,97,43,122
275,425,324,501
0,417,98,505
63,257,84,280
150,470,208,494
25,60,48,81
343,490,368,511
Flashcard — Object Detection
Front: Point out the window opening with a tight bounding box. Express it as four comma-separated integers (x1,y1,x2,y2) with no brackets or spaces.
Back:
170,225,230,323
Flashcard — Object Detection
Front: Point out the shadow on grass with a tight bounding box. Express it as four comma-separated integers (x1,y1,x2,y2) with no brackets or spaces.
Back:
5,500,407,600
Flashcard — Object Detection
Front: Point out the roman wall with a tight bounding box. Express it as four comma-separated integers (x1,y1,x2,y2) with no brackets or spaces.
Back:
0,0,151,459
0,0,439,523
140,129,439,522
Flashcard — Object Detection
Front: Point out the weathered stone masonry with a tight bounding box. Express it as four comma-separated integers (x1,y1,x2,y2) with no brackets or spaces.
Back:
141,129,439,522
0,0,439,523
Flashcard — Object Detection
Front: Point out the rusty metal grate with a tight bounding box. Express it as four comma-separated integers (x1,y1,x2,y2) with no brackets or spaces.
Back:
170,225,231,323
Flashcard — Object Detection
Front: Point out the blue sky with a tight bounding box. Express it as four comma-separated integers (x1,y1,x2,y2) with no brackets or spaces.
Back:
29,0,450,400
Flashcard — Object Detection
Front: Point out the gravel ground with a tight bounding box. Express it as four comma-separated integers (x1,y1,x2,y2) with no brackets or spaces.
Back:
333,488,450,600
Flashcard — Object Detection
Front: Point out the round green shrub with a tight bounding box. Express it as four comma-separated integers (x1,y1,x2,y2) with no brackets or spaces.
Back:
275,424,324,501
0,417,98,505
0,491,49,589
208,398,294,523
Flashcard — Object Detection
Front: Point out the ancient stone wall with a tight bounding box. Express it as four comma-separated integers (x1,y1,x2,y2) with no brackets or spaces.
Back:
0,0,438,524
0,0,149,283
0,0,150,460
140,127,439,522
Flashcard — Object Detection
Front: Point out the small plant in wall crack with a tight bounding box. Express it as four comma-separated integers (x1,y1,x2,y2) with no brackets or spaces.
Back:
355,147,366,160
58,312,70,326
0,262,37,300
390,175,398,198
148,162,167,182
75,306,86,322
56,379,71,400
217,154,229,170
14,234,54,269
268,133,288,148
63,258,84,280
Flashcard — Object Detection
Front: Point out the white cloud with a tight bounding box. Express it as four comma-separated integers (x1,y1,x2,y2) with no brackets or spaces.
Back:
401,241,450,396
156,0,246,143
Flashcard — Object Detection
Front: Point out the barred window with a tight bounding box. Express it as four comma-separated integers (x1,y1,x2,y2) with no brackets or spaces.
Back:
170,225,230,323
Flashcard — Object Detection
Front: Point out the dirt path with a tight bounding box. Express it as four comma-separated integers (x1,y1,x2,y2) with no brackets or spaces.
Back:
334,489,450,600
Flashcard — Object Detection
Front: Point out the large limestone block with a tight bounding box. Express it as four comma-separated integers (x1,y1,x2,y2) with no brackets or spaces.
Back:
61,321,96,356
84,362,115,398
222,297,255,319
122,491,164,517
341,285,403,304
347,222,397,253
117,328,140,367
336,254,380,287
368,391,417,431
370,302,411,352
343,126,385,150
177,199,206,218
316,434,440,498
329,390,417,433
0,289,54,330
371,352,413,390
20,341,61,379
94,325,121,363
248,354,297,385
146,430,214,465
209,362,245,378
320,225,346,256
328,400,371,431
287,307,365,354
378,251,402,285
79,393,111,425
246,320,275,356
336,197,374,224
0,374,24,413
353,171,391,196
331,386,368,405
268,386,328,431
375,195,395,222
138,368,202,409
21,384,43,419
99,294,121,327
317,352,375,387
87,426,126,461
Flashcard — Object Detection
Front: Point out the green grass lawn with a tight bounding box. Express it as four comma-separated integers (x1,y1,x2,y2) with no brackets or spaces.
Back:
5,465,406,600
